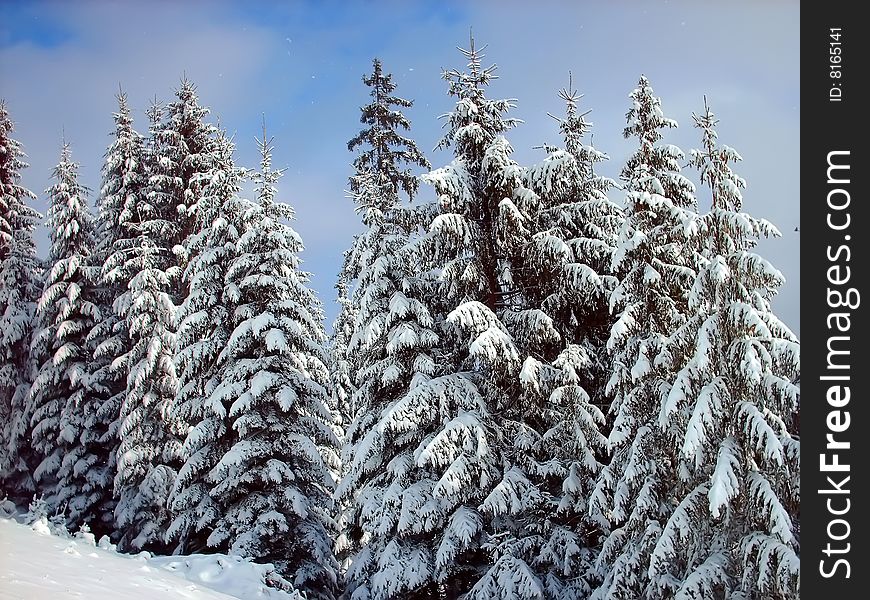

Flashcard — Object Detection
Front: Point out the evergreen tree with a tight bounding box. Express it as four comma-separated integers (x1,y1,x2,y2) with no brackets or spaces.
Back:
336,173,440,600
95,91,143,256
112,230,182,552
334,58,436,599
648,100,800,599
524,75,621,380
148,78,220,265
489,76,622,598
109,96,186,547
205,133,340,599
346,58,430,200
89,90,148,478
590,76,700,600
0,101,42,501
28,144,110,533
417,37,530,598
167,129,245,553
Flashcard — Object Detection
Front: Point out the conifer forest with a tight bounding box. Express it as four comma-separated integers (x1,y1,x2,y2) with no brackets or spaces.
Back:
1,15,800,600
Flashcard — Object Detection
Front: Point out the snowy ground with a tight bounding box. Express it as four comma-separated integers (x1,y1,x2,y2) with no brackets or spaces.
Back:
0,517,302,599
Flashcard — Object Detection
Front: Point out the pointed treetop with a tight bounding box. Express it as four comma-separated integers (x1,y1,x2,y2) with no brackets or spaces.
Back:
559,72,577,107
260,113,273,153
173,75,205,120
113,86,133,126
145,95,163,127
557,71,588,119
445,29,498,93
692,95,719,150
116,82,128,106
463,29,485,80
624,74,676,140
691,96,746,214
347,58,429,203
693,95,716,125
0,100,40,257
435,35,519,159
170,76,208,120
542,72,595,158
46,141,93,262
0,99,10,133
365,57,386,89
253,116,285,207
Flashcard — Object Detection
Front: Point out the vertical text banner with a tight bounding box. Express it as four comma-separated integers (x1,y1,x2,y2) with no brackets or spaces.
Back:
803,2,867,597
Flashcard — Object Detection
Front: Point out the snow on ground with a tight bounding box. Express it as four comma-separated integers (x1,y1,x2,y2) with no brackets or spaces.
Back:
0,517,302,599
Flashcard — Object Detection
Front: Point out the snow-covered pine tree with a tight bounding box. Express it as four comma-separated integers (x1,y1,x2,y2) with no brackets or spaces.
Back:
148,78,220,266
332,55,431,434
416,38,537,599
0,101,37,253
95,90,144,263
138,82,221,385
0,100,43,501
648,100,800,599
332,57,439,599
99,96,173,551
27,143,111,533
89,91,150,494
590,75,700,600
491,76,623,598
112,228,182,552
167,128,245,554
524,75,621,380
109,98,185,550
206,133,340,599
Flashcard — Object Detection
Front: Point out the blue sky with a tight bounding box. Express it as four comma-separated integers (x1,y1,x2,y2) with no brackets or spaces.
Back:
0,0,800,334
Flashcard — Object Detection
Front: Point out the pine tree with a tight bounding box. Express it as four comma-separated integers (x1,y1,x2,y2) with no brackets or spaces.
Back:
167,129,245,553
346,58,430,200
333,58,439,599
110,96,186,547
590,76,700,600
112,230,182,552
95,91,144,258
148,78,220,264
524,75,621,379
336,173,441,599
205,133,340,599
648,100,800,599
418,37,531,598
494,76,622,598
27,143,109,531
89,91,149,481
0,100,42,501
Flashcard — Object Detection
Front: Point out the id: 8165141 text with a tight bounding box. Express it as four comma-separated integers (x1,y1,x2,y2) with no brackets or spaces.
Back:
829,28,843,102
